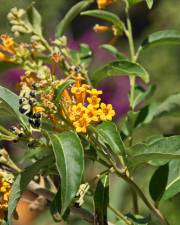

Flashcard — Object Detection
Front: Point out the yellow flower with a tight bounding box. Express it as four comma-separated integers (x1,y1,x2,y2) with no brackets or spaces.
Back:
69,103,86,121
98,103,115,121
87,95,101,108
85,104,99,122
94,24,111,33
73,116,91,133
0,34,15,53
71,84,89,104
97,0,113,9
87,88,102,96
33,106,45,114
0,173,13,222
0,34,16,62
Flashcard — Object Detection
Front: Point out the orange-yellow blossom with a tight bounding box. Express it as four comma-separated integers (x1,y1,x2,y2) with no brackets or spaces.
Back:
73,116,91,133
69,103,86,122
98,103,115,120
87,95,101,108
85,104,99,122
97,0,113,9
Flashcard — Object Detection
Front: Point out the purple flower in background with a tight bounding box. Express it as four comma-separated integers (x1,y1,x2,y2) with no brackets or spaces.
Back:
0,68,23,92
98,76,130,120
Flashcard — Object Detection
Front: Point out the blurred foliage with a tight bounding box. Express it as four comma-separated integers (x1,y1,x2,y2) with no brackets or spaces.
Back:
0,0,180,225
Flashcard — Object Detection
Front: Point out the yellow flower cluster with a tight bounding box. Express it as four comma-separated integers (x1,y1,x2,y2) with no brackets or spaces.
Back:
97,0,113,9
0,34,15,62
0,173,13,222
64,77,115,133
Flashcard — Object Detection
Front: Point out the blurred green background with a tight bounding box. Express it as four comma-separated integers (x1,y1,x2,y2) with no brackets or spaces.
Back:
0,0,180,225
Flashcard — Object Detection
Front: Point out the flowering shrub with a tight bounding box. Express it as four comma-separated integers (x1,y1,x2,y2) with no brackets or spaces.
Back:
0,0,180,225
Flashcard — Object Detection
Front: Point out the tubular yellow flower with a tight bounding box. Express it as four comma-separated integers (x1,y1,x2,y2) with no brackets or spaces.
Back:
85,104,99,122
0,34,15,53
0,173,13,223
73,116,91,133
69,103,86,121
94,24,111,33
98,103,115,121
87,95,101,108
71,86,86,103
97,0,113,9
87,88,102,96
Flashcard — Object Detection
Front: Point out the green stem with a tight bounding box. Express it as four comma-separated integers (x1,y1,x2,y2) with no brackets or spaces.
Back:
124,0,136,110
111,162,169,225
108,203,132,225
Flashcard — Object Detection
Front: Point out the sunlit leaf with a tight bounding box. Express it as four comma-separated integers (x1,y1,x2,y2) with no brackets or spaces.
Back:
128,136,180,168
92,60,149,85
0,86,29,129
48,131,84,215
56,0,93,37
81,10,125,31
163,160,180,200
138,30,180,54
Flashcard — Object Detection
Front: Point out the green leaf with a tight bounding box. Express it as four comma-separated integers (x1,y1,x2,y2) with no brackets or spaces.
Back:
54,79,75,103
97,121,126,157
163,160,180,200
155,93,180,117
56,0,93,37
48,131,84,215
128,136,180,168
0,86,28,129
149,164,169,203
27,6,42,35
100,44,128,61
79,43,92,67
8,155,54,224
92,60,149,85
81,10,125,31
133,84,156,108
146,0,154,9
94,175,109,225
138,30,180,53
128,0,143,5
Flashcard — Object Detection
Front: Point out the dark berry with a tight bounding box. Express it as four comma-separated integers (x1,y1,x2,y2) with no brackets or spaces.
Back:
32,83,39,90
33,112,41,119
29,98,36,105
33,119,41,128
30,91,36,98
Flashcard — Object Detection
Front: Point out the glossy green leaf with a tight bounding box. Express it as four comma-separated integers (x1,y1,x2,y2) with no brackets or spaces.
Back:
54,79,75,103
149,164,169,203
128,0,143,5
48,131,84,215
56,0,93,37
8,155,54,224
128,136,180,168
100,44,127,61
92,60,149,85
163,160,180,200
97,121,126,157
146,0,154,9
94,175,109,225
81,10,125,31
27,6,42,35
0,86,28,129
138,30,180,53
155,93,180,117
133,84,156,108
